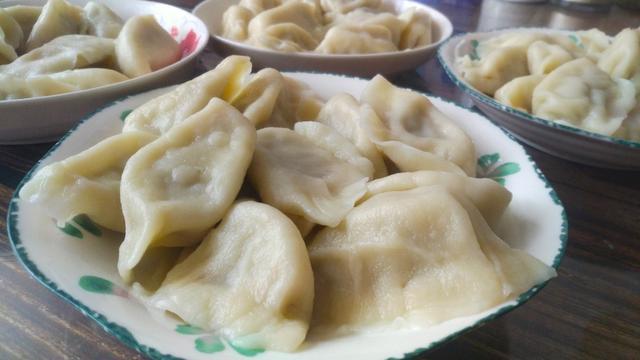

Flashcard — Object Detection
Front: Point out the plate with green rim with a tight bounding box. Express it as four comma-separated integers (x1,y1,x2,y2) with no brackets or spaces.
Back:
8,72,567,359
437,27,640,170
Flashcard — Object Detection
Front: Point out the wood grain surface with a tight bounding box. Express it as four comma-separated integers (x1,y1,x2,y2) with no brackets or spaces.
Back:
1,0,639,359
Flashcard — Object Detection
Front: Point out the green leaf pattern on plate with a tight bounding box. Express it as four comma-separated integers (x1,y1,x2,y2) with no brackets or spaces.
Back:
469,39,480,60
175,324,265,356
56,214,103,238
175,324,205,335
120,109,133,121
57,222,83,238
195,335,226,353
78,275,128,298
477,153,520,185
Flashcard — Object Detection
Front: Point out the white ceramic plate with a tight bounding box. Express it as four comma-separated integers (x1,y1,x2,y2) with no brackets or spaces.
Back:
8,73,566,360
0,0,208,144
192,0,453,77
437,28,640,170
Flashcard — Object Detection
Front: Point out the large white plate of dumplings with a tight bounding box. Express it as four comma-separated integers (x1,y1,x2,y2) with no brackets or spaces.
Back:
193,0,453,77
0,0,208,144
438,27,640,170
9,56,566,359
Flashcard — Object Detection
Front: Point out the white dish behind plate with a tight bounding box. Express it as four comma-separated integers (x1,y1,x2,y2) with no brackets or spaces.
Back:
0,0,208,144
437,28,640,170
192,0,453,77
8,73,566,360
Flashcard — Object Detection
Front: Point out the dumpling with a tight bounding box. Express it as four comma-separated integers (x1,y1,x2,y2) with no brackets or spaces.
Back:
316,24,397,54
0,68,128,100
238,0,282,15
0,8,24,51
527,40,573,75
25,0,86,52
221,5,254,41
19,131,156,232
597,28,640,93
247,1,323,41
115,15,180,78
248,125,372,227
372,140,468,175
320,0,383,15
145,201,314,352
332,9,405,45
123,55,251,135
0,27,18,64
573,29,611,61
288,213,316,238
84,1,123,39
360,75,476,176
457,46,529,95
398,8,432,50
262,75,324,128
0,35,115,77
532,58,637,136
229,67,284,127
362,170,513,228
494,74,545,113
614,102,640,141
249,23,319,52
474,32,549,59
309,185,555,331
119,98,256,283
3,5,42,42
316,93,387,178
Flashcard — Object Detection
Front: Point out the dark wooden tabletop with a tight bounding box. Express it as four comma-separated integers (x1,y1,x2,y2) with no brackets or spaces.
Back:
1,0,639,359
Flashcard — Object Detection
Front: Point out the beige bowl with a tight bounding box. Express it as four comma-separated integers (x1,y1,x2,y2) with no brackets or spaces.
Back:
0,0,208,144
193,0,453,77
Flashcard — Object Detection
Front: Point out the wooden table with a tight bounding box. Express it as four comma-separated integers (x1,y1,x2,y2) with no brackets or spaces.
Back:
1,0,639,359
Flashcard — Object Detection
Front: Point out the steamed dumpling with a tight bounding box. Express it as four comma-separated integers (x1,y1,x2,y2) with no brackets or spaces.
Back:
457,46,529,96
527,40,573,75
248,1,323,40
115,15,180,78
19,131,155,232
145,201,314,352
262,75,324,128
0,35,115,77
360,75,476,175
119,98,256,283
0,27,18,64
320,0,383,15
398,8,432,50
331,10,405,45
25,0,86,52
316,93,387,178
316,24,396,54
221,5,254,41
229,67,285,127
123,56,252,135
84,1,123,39
250,23,319,52
614,102,640,141
532,58,637,136
0,8,24,51
3,5,42,42
248,124,372,227
597,28,640,93
309,185,555,331
239,0,283,15
362,170,513,228
0,68,128,100
494,74,545,113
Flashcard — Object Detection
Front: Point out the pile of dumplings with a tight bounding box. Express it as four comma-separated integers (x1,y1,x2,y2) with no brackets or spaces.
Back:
222,0,433,54
456,28,640,142
20,56,555,352
0,0,182,100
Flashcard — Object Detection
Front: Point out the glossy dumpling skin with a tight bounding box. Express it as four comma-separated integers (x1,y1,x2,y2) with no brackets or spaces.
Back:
0,27,18,64
248,125,372,227
123,56,251,135
316,93,387,178
19,131,156,232
115,15,180,78
361,75,476,176
494,74,545,113
221,5,254,41
532,58,637,136
398,8,431,50
309,185,555,331
25,0,87,52
362,170,513,229
250,22,319,52
0,8,24,52
331,10,405,45
614,102,640,141
0,35,115,77
527,40,573,75
262,75,324,128
0,68,128,100
457,46,529,96
316,24,396,54
84,1,123,39
119,98,256,283
146,201,314,352
3,6,42,43
597,28,640,93
230,67,284,127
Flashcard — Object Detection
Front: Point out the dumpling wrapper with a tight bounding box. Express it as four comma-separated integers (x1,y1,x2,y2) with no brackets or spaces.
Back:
247,1,323,41
250,23,319,52
309,185,555,331
316,24,397,54
115,15,180,78
25,0,86,52
360,75,476,176
0,8,24,51
362,170,513,229
330,9,405,45
3,5,42,43
119,98,256,284
532,58,637,136
248,124,372,227
494,74,545,113
0,27,18,64
144,201,314,352
598,28,640,94
230,67,285,127
527,40,573,75
316,93,387,178
123,55,252,135
0,35,115,77
84,1,123,39
19,131,156,232
0,68,128,100
457,46,529,96
398,8,432,50
262,75,324,128
221,5,254,41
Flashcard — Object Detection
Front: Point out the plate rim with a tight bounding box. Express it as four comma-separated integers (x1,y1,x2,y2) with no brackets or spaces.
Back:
436,27,640,150
6,73,568,360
